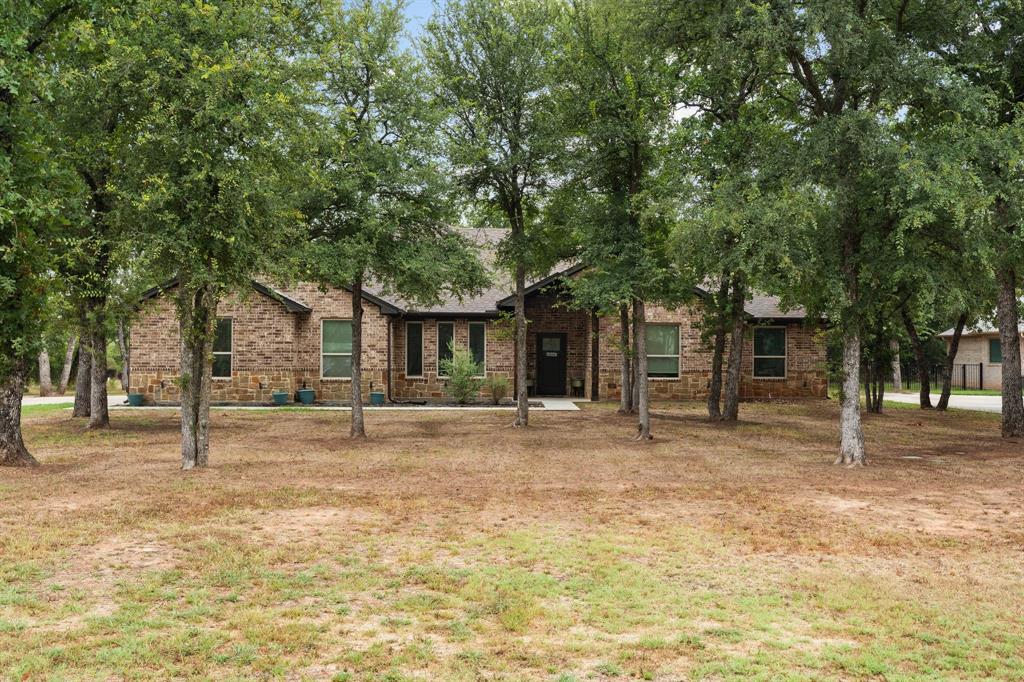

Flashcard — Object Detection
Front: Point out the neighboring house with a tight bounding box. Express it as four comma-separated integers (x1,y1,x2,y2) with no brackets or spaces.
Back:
939,321,1024,389
130,229,827,404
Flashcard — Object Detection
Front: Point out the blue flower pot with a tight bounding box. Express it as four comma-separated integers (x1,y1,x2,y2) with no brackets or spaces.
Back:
370,391,385,406
127,393,144,407
297,388,315,405
272,391,289,406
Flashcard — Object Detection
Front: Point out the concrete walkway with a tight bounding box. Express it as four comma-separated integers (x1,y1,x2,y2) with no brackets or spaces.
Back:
22,395,125,407
537,398,581,411
106,398,584,412
885,392,1003,413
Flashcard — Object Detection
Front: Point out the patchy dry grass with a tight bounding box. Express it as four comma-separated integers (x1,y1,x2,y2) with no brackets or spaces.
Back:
2,401,1023,680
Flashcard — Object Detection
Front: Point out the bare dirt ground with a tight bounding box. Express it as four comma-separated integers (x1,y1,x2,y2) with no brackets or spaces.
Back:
2,400,1022,680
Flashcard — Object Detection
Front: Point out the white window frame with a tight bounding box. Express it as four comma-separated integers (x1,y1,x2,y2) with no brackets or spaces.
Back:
212,317,233,379
753,326,787,380
436,321,455,377
321,318,353,380
406,321,424,378
646,323,680,380
469,321,487,377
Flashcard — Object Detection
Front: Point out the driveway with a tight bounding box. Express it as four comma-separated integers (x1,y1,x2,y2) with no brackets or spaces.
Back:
885,392,1003,413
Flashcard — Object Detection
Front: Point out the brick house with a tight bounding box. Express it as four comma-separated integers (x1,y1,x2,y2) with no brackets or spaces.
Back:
130,229,828,404
939,321,1024,390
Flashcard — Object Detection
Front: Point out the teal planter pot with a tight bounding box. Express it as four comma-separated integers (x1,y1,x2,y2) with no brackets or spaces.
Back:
272,391,289,406
369,391,385,406
297,388,316,405
127,393,144,407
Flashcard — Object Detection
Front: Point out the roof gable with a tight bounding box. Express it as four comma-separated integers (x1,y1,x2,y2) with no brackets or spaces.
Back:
140,279,313,314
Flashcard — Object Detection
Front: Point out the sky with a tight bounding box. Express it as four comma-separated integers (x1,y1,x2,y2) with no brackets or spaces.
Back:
403,0,442,38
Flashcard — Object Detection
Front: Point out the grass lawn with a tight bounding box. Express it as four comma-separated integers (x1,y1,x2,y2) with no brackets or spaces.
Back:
2,402,1022,680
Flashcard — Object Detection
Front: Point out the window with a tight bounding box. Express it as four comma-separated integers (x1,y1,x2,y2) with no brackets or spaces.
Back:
646,324,680,378
406,322,423,377
469,322,486,373
437,322,454,376
753,327,786,378
321,319,353,378
989,338,1003,363
212,318,232,378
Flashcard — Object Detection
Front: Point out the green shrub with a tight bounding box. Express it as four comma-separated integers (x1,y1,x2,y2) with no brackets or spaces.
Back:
440,343,483,405
483,375,510,405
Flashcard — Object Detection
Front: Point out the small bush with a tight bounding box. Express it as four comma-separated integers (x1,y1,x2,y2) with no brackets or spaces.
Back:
483,375,510,405
440,343,483,405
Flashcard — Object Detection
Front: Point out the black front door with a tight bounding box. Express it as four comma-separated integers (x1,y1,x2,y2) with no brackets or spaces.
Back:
536,333,567,395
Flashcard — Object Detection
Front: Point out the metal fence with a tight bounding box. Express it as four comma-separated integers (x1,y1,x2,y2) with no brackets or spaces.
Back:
899,362,984,392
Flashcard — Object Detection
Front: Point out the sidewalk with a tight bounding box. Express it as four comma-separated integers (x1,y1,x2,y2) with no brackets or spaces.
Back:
22,395,125,407
108,398,583,412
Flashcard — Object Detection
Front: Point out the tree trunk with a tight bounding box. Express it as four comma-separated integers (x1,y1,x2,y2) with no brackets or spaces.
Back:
618,304,632,414
0,363,37,467
706,277,729,420
350,274,366,439
899,307,932,409
876,363,885,412
890,339,902,391
634,298,651,440
73,336,91,418
37,348,52,397
630,305,639,414
116,320,129,392
57,335,77,396
863,368,872,413
88,303,109,429
722,276,745,422
513,259,528,427
996,265,1024,437
864,359,884,414
837,328,866,465
180,284,215,469
590,310,600,401
937,313,967,411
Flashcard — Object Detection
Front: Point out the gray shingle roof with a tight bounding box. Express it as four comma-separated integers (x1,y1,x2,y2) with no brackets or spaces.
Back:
365,228,808,320
939,321,1024,337
741,293,808,320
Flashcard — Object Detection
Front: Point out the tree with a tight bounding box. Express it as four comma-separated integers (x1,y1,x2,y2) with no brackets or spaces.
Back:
423,0,563,428
763,0,966,465
1,1,79,466
656,0,787,423
48,7,140,430
944,1,1024,437
551,0,685,440
114,0,318,468
306,0,487,438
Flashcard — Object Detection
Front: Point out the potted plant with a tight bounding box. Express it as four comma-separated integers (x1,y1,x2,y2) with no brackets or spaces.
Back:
272,390,290,406
296,382,315,405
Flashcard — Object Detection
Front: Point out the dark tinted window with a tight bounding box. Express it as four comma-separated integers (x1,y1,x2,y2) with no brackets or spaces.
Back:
407,322,423,376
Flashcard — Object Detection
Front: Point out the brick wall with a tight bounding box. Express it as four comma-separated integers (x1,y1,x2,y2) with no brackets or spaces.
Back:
131,282,827,405
593,301,827,401
391,318,514,400
130,283,391,404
